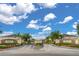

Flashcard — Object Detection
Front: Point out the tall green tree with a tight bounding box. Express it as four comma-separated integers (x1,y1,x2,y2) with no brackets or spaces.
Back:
50,31,60,39
59,34,64,45
21,33,32,41
46,31,64,44
59,34,64,39
0,30,2,34
45,36,52,44
15,33,32,41
14,33,32,44
14,33,21,37
77,24,79,37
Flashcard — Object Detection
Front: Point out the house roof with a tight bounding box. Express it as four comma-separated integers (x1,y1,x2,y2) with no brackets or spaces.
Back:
63,34,77,37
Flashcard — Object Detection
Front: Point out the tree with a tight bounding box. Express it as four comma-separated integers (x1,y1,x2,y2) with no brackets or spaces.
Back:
31,39,35,42
22,34,32,41
15,33,32,41
14,33,32,44
50,31,60,39
14,33,21,37
59,34,64,45
0,30,2,34
77,24,79,37
45,36,52,44
46,31,64,44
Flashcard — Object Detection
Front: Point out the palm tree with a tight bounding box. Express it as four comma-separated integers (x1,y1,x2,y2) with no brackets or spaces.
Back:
50,31,60,39
72,23,79,45
31,38,35,45
20,33,32,44
59,34,64,45
45,36,52,44
47,31,64,44
14,33,32,44
50,31,60,44
14,33,32,41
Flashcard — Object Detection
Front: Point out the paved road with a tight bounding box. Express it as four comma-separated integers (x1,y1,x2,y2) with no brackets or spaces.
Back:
0,44,79,56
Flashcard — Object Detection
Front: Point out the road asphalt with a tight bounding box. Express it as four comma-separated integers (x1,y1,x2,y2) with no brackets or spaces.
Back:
0,44,79,56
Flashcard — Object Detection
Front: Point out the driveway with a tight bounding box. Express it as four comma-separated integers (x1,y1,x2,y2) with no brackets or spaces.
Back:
0,44,79,56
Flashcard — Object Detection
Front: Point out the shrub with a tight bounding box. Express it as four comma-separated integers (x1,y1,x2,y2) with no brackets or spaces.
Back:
0,45,7,49
35,43,43,48
55,42,72,46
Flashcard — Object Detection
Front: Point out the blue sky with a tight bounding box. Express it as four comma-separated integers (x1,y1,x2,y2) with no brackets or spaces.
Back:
0,3,79,39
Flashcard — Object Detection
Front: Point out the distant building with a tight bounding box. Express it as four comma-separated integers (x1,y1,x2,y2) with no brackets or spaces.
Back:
54,34,79,44
0,35,24,44
63,35,77,40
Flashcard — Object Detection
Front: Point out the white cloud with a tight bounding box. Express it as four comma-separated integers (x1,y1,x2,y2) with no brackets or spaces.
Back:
30,25,52,39
43,26,52,31
38,30,51,35
13,3,37,14
0,4,13,16
17,13,28,20
27,23,40,29
27,19,49,29
44,13,56,22
66,31,77,35
26,20,39,29
73,22,78,29
0,14,18,25
32,30,51,40
0,3,36,25
0,31,13,36
39,2,57,8
29,20,38,24
31,32,46,39
59,16,73,24
27,20,52,30
39,25,48,29
32,34,46,40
